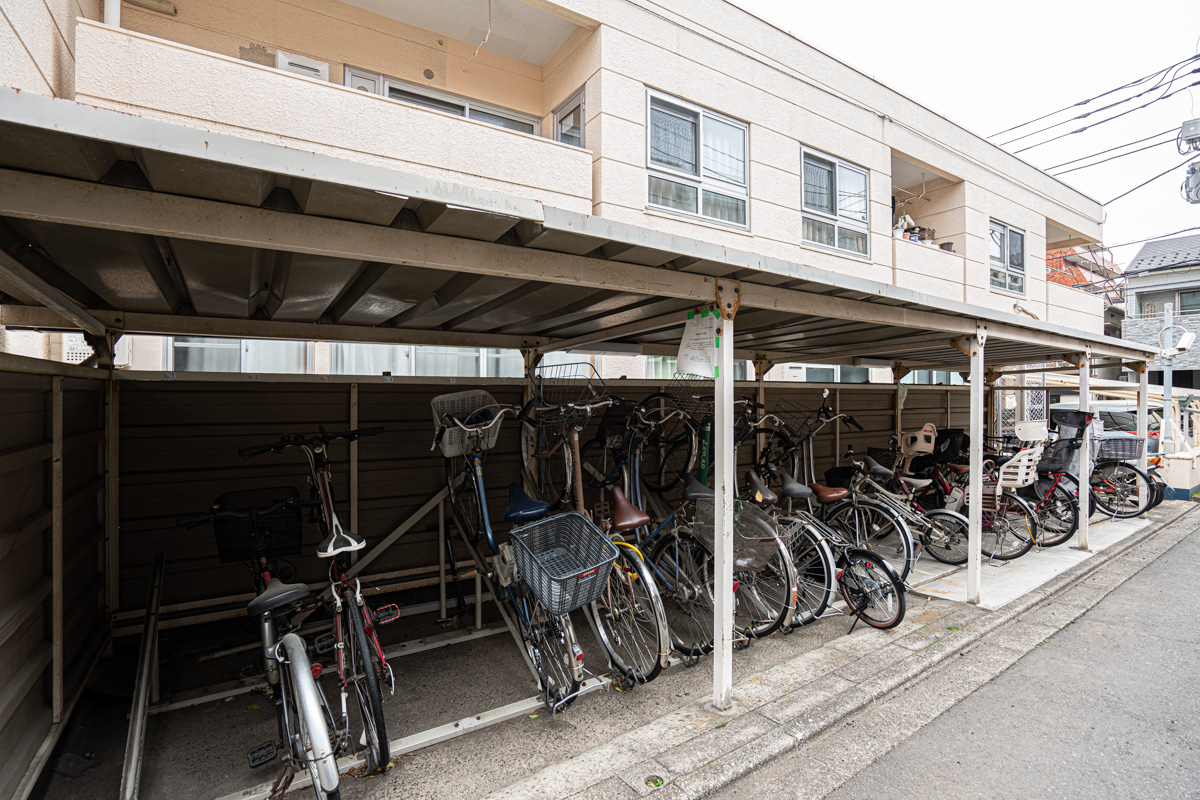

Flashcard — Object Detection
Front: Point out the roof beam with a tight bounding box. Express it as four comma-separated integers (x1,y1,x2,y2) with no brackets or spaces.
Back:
536,308,694,355
796,335,963,362
0,251,105,336
385,272,483,327
0,306,548,350
0,169,1152,362
325,261,387,324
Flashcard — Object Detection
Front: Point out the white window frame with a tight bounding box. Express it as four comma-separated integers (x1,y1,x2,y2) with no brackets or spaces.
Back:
343,67,540,136
644,88,749,229
800,147,870,258
553,88,586,148
989,219,1026,295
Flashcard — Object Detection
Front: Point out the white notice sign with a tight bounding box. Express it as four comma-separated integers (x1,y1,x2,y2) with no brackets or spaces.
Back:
677,308,719,377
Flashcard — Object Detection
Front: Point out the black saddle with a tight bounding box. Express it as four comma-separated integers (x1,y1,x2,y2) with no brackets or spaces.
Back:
745,470,779,507
863,456,895,481
777,470,813,500
504,482,550,524
247,578,309,617
683,473,715,501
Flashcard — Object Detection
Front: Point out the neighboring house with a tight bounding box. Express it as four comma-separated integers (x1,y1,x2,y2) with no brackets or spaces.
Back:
1048,246,1126,377
3,0,1107,378
1122,234,1200,388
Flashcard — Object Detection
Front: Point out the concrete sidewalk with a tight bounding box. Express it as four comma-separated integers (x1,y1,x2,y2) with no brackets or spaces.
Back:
343,500,1198,800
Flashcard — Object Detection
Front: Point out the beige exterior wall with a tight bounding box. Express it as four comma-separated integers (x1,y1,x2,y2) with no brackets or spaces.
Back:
0,0,98,96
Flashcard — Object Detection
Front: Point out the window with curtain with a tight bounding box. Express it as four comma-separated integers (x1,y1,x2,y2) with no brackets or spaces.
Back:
646,90,748,227
170,337,241,372
413,346,480,377
331,343,410,375
242,340,309,374
989,219,1025,294
839,366,869,383
1180,291,1200,313
801,148,870,256
806,367,835,383
485,349,524,378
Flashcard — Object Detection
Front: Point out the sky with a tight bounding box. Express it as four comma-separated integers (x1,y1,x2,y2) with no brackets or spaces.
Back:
729,0,1200,269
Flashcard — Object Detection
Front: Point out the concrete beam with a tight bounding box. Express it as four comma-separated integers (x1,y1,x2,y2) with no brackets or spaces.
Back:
0,250,106,336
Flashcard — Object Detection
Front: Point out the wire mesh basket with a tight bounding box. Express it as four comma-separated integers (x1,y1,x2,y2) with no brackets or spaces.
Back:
508,512,619,616
867,447,899,470
691,498,783,571
666,372,715,421
528,362,610,433
773,398,822,443
1093,436,1144,462
212,486,303,564
431,390,503,459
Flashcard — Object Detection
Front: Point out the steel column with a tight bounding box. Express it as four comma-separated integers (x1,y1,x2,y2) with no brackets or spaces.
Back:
967,331,985,605
712,313,735,710
51,376,64,721
1163,304,1175,455
1077,352,1092,551
349,383,359,566
105,380,121,619
1137,367,1150,479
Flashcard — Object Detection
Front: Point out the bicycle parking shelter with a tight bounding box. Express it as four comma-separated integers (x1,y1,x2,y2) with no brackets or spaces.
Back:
0,88,1157,799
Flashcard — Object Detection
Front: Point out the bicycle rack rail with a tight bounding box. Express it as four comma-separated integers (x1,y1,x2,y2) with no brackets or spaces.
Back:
119,552,165,800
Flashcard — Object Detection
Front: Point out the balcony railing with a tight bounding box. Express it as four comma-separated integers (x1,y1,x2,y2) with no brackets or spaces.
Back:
73,21,593,215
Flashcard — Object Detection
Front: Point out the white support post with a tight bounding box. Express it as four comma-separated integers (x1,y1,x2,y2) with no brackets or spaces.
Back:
1137,366,1149,500
966,330,985,606
103,0,120,26
1076,352,1091,551
712,304,735,711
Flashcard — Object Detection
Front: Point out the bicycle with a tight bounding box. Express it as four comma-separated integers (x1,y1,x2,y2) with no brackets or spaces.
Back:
432,389,617,710
239,426,394,775
178,491,345,799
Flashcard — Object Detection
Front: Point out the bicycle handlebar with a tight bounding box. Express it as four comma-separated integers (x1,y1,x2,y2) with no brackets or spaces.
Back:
431,404,522,450
238,426,384,458
176,497,322,528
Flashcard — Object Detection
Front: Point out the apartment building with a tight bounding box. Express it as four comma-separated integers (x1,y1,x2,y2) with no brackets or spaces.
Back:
1123,233,1200,388
2,0,1108,351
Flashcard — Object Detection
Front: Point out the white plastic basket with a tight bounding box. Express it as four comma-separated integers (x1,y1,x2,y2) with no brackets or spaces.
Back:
997,445,1043,489
431,390,503,459
901,423,938,457
1014,420,1047,444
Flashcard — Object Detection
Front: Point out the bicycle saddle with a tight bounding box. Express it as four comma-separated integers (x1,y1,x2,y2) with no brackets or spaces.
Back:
777,470,813,500
946,463,970,475
317,511,365,558
247,578,309,617
900,475,932,489
504,482,550,525
863,456,895,481
682,473,715,501
610,486,651,532
745,470,779,507
807,482,848,503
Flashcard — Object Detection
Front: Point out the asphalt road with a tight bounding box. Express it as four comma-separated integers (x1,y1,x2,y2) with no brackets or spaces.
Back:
720,524,1200,800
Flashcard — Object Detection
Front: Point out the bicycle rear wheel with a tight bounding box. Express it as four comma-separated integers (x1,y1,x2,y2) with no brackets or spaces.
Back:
649,532,715,658
579,437,624,518
524,599,581,710
1028,477,1078,547
838,548,905,629
446,458,483,543
1091,461,1151,518
922,509,970,565
590,547,668,684
786,522,835,627
981,492,1036,560
734,530,795,640
520,415,573,511
824,499,915,582
638,393,696,492
342,590,388,774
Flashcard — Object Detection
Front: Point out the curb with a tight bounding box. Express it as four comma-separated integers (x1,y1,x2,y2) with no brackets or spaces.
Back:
612,502,1200,800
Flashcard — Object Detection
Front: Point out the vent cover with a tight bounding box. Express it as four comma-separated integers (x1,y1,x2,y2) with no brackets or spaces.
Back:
276,50,329,82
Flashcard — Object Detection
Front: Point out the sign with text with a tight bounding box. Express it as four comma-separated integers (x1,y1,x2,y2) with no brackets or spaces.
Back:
677,308,719,378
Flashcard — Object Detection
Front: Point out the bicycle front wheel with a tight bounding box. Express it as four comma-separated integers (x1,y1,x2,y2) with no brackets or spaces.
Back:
525,600,581,710
342,590,388,774
579,437,624,518
1029,477,1078,547
922,509,970,565
649,532,715,658
734,530,795,640
785,521,835,627
1091,461,1151,518
446,458,483,544
590,547,668,684
981,492,1036,560
838,548,906,629
824,499,915,582
520,414,573,511
638,393,696,492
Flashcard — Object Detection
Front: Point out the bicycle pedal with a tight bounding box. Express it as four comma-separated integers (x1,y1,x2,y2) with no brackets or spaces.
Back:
372,603,402,625
313,631,337,655
247,741,277,768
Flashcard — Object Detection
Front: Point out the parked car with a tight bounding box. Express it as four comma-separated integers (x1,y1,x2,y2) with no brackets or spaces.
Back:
1048,402,1160,455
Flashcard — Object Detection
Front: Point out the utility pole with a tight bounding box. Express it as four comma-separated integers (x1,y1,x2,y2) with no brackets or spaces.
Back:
1162,303,1175,454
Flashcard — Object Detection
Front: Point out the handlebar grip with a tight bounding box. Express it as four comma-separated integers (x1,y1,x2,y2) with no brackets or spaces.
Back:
432,424,447,451
176,513,211,528
848,416,864,432
295,498,324,509
237,442,278,458
354,426,385,437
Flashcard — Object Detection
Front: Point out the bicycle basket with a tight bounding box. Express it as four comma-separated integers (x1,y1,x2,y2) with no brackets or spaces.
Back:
528,363,610,433
666,372,714,421
508,512,619,616
1094,436,1144,462
431,390,503,459
691,498,782,571
212,486,303,564
773,397,822,443
823,466,857,489
867,447,899,470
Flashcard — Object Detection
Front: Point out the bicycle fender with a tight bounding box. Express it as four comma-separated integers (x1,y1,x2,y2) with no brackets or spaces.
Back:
840,547,903,585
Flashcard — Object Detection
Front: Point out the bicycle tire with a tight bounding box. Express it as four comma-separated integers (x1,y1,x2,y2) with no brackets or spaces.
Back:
342,589,388,774
823,499,915,582
445,458,483,544
785,521,835,627
751,430,798,496
838,548,906,629
649,532,715,657
1028,477,1078,547
590,547,668,684
638,393,697,492
921,509,970,565
579,437,624,518
1090,461,1152,518
525,600,581,710
520,409,573,511
733,522,795,640
980,492,1035,560
278,634,340,799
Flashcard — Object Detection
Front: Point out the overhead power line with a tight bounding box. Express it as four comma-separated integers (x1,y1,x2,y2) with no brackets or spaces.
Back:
1045,128,1176,171
1052,137,1180,176
1099,226,1200,251
1103,154,1200,205
989,52,1200,139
